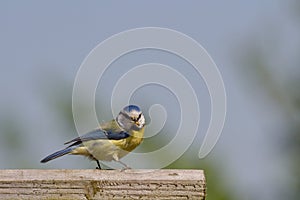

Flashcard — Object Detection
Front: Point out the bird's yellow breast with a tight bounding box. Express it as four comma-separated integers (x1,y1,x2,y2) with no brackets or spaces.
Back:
111,127,145,152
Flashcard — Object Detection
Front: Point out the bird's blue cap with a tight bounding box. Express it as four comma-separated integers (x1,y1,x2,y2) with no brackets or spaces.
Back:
123,105,141,113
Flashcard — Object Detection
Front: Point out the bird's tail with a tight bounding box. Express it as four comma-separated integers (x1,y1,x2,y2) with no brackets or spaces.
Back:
40,147,74,163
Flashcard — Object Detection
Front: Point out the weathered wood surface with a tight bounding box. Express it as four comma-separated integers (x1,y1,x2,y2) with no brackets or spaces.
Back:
0,169,206,199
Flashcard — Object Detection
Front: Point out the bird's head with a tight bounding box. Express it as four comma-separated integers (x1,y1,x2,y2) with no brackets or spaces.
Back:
116,105,145,131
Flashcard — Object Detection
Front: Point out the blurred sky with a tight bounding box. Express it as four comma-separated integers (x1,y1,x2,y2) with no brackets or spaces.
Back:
0,1,298,200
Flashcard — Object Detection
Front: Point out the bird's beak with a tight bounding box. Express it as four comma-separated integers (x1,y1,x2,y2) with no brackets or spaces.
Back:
135,121,140,127
136,121,144,128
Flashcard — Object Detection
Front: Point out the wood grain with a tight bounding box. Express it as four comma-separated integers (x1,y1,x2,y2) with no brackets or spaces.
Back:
0,169,206,199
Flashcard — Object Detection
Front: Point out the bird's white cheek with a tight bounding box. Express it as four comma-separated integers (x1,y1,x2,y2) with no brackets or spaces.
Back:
139,116,145,127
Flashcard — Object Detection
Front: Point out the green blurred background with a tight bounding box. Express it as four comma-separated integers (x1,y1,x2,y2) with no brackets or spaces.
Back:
1,1,300,199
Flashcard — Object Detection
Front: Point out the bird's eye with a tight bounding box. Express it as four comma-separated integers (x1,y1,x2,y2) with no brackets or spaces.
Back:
137,113,142,121
131,113,142,122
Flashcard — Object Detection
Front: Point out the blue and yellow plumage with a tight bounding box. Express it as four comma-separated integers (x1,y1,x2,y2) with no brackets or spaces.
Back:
41,105,145,169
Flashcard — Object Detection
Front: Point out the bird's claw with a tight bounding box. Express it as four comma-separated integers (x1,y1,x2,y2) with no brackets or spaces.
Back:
120,166,132,172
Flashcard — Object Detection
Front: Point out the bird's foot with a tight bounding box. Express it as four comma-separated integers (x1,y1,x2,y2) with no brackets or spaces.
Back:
120,166,132,172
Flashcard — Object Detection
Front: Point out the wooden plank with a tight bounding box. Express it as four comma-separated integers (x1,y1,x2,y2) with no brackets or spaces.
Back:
0,169,206,199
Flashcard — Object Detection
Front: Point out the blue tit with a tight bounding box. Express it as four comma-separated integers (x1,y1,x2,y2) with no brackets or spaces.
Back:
41,105,145,169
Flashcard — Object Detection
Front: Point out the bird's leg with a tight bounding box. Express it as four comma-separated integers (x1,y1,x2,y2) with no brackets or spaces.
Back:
118,160,131,171
112,154,131,171
96,160,102,170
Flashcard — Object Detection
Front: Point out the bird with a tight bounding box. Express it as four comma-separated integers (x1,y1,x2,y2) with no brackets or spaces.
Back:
40,105,145,169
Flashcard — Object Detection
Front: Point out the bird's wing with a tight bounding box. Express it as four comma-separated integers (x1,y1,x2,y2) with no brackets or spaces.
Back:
64,128,130,147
